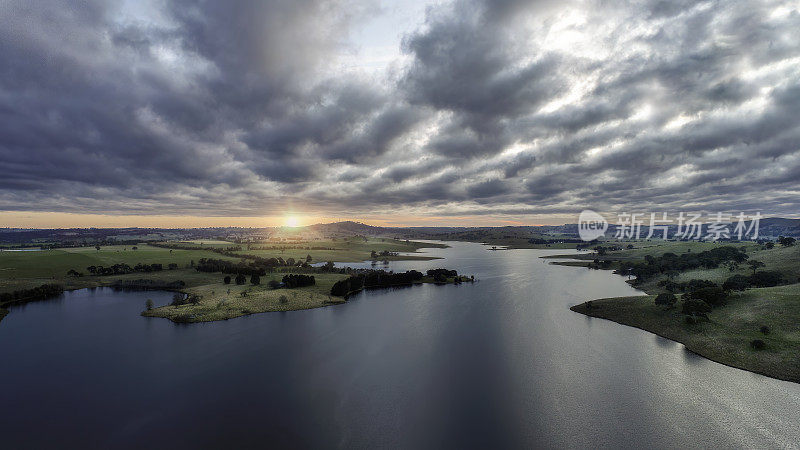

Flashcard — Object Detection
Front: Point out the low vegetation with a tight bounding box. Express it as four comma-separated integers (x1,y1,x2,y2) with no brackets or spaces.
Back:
0,237,473,324
561,238,800,382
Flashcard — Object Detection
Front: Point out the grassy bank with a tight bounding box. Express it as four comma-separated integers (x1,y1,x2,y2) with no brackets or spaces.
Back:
560,240,800,383
0,239,446,291
142,273,350,322
0,238,453,323
0,244,239,292
572,284,800,383
142,274,471,323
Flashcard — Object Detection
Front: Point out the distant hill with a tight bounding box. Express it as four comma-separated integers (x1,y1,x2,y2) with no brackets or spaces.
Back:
757,218,800,237
1,217,798,246
305,221,388,236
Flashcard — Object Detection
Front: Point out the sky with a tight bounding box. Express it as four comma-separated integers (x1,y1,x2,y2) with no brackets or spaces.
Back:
1,0,799,228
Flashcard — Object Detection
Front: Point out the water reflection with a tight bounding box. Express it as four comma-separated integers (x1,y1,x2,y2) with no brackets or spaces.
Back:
1,241,798,449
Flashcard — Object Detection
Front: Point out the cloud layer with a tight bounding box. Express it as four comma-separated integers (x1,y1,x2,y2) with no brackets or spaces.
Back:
1,0,799,222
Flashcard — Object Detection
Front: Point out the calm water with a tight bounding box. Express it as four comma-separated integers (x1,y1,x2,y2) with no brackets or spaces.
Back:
1,242,799,449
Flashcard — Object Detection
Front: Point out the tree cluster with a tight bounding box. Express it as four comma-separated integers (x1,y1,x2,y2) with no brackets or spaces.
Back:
111,279,185,291
426,268,458,282
0,284,64,305
370,250,399,259
330,270,425,297
722,271,784,290
529,237,585,244
170,293,201,306
195,256,309,276
86,263,164,276
627,246,748,283
282,274,316,288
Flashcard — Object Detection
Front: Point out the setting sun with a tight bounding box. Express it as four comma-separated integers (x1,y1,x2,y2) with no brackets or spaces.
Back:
285,216,300,227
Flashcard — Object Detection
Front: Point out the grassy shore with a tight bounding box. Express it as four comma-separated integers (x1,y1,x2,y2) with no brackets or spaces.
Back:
0,238,444,290
142,273,350,322
0,238,452,323
559,240,800,383
142,274,471,323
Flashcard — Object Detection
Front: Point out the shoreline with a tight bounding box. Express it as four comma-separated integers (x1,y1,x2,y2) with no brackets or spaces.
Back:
2,273,474,325
0,238,456,324
570,299,800,384
554,254,800,384
142,275,472,323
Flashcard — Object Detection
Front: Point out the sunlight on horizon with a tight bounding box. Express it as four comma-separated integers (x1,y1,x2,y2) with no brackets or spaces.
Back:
284,215,301,228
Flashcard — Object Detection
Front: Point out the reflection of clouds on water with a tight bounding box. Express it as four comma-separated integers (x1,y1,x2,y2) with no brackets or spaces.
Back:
1,241,798,448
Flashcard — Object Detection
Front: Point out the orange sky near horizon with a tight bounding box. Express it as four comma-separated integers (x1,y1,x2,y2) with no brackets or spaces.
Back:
0,211,566,229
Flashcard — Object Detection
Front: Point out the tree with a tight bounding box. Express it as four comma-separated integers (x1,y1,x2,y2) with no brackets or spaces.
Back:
132,246,138,251
223,275,231,284
250,274,261,285
171,293,185,306
95,245,101,251
654,293,677,308
722,274,750,291
687,286,727,307
682,299,712,317
145,298,154,310
235,273,246,285
764,242,775,249
370,250,377,259
748,270,783,287
778,236,796,247
746,260,765,275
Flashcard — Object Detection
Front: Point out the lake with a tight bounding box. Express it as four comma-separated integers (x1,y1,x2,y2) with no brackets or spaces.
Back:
1,241,799,449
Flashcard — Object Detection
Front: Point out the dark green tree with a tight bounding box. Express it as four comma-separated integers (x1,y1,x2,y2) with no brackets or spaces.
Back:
746,260,765,274
682,299,712,317
654,293,677,308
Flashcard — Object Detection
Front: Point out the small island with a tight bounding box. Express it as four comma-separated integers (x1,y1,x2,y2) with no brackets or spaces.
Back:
551,238,800,383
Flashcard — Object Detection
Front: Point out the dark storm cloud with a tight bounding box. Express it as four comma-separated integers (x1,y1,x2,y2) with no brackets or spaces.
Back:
0,0,799,220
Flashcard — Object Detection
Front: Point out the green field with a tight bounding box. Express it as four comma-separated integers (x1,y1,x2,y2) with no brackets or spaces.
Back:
572,284,800,382
142,272,351,322
0,244,235,292
0,238,451,323
561,240,800,382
